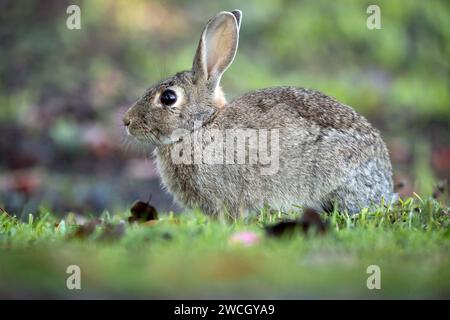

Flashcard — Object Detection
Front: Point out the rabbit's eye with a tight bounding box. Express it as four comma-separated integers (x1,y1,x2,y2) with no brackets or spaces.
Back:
160,90,177,106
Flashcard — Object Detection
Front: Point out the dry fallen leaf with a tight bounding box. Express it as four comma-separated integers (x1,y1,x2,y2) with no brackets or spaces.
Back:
71,219,102,239
99,221,126,242
128,197,158,223
265,208,327,237
299,208,327,234
265,220,299,237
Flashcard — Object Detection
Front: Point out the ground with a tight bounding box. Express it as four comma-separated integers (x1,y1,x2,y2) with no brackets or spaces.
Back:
0,196,449,299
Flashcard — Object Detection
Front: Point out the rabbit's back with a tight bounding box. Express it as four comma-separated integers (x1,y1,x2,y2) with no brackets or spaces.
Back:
224,87,374,132
220,87,392,210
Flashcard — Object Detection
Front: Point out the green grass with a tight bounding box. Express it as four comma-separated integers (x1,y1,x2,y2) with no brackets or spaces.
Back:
1,196,449,299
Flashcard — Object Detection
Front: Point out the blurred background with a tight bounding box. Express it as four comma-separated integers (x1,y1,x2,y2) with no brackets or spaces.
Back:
0,0,448,217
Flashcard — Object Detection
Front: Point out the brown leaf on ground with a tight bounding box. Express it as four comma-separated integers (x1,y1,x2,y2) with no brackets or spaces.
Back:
299,208,327,234
99,222,126,242
69,219,126,242
265,220,299,237
71,219,102,239
128,199,158,223
265,208,327,238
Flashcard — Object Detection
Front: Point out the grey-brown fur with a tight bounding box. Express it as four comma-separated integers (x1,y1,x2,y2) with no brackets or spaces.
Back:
123,10,394,216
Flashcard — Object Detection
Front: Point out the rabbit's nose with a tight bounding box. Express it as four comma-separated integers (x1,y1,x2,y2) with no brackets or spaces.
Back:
123,114,131,127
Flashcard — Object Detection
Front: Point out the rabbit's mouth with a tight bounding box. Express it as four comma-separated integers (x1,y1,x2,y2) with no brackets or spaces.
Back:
128,126,173,145
137,131,160,145
126,125,157,143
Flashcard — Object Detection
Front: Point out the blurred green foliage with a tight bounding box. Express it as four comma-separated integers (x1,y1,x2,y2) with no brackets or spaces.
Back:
1,0,449,121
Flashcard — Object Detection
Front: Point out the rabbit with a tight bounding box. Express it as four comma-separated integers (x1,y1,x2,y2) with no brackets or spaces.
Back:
123,10,394,217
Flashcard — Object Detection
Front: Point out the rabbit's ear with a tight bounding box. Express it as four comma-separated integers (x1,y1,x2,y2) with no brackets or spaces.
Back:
230,10,242,30
192,11,241,90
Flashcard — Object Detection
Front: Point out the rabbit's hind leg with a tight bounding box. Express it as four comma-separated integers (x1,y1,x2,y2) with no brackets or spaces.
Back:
322,159,394,215
321,187,363,215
